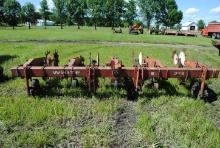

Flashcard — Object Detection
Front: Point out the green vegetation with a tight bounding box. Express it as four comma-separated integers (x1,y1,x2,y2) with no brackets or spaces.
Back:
1,0,185,30
0,26,213,46
0,96,122,147
0,27,220,148
0,39,219,147
137,97,220,147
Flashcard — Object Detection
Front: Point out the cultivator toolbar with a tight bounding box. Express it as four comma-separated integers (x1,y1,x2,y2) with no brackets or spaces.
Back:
11,51,219,100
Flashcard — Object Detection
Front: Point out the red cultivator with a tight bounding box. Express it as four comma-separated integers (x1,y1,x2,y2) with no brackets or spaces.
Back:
11,51,219,100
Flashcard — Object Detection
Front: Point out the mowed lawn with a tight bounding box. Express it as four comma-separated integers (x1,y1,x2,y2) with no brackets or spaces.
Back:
0,29,220,147
0,26,214,46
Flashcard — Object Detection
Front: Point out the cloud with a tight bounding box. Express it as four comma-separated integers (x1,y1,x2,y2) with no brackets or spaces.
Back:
47,0,54,10
36,0,54,12
185,8,200,15
210,6,220,13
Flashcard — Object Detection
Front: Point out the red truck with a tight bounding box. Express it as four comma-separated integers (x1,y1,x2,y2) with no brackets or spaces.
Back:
202,22,220,39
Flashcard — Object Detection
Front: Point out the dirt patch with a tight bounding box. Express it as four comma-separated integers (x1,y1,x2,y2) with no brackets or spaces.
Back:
0,39,215,51
110,101,141,147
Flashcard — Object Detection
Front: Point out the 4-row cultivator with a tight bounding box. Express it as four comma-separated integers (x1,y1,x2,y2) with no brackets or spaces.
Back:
11,50,219,100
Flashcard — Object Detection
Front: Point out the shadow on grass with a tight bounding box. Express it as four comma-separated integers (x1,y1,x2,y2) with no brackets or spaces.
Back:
0,55,17,65
28,78,218,103
0,55,18,83
140,80,181,98
0,75,10,82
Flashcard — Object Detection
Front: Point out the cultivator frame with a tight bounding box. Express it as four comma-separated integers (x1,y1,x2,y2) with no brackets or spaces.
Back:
11,51,219,99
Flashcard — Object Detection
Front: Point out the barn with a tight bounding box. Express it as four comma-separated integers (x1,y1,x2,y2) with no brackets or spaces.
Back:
181,21,198,31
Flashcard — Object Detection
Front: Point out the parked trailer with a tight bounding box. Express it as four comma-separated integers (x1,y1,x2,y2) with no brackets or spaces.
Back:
11,51,219,100
202,23,220,39
164,30,197,37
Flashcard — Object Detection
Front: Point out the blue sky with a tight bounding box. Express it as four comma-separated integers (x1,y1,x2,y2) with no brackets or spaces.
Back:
17,0,220,24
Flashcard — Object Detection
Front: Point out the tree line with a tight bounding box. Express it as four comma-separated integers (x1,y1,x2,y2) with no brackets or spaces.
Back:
0,0,183,30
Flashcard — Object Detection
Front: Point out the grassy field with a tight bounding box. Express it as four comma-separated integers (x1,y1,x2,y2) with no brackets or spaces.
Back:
0,26,214,46
0,28,220,147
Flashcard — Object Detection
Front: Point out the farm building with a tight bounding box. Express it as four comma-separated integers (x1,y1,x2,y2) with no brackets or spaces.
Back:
36,19,55,26
181,21,198,31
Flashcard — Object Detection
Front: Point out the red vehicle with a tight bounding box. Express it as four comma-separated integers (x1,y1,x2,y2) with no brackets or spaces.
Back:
202,22,220,39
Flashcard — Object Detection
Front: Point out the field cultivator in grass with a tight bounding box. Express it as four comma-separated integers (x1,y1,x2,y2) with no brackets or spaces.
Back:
11,50,219,100
113,27,122,34
129,24,144,35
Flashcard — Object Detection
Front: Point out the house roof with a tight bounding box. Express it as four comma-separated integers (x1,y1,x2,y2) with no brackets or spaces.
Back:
182,21,196,27
37,19,54,23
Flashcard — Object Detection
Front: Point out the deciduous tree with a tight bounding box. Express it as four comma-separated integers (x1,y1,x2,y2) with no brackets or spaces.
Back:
22,2,36,29
104,0,125,28
53,0,66,29
0,0,4,24
197,19,205,30
40,0,50,29
155,0,183,28
3,0,21,29
66,0,87,29
138,0,156,30
87,0,103,30
124,0,137,26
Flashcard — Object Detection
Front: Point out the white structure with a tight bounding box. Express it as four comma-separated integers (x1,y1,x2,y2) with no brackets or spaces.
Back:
181,21,198,31
36,19,55,26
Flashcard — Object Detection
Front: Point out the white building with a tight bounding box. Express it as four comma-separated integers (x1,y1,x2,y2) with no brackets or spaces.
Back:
181,21,198,31
36,19,55,26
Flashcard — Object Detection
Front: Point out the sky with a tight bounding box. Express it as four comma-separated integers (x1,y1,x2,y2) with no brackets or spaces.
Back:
17,0,220,24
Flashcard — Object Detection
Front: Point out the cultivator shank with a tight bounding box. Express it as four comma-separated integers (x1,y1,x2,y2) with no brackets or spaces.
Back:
11,51,219,99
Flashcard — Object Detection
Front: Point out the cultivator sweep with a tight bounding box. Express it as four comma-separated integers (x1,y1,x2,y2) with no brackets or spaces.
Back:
11,51,219,100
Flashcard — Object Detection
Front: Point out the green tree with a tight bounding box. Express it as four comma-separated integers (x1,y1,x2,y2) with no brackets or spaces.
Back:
124,0,137,26
0,0,4,24
66,0,87,29
3,0,21,29
87,0,103,30
155,0,183,28
197,19,205,30
138,0,156,30
53,0,66,29
40,0,49,29
104,0,125,28
22,2,36,29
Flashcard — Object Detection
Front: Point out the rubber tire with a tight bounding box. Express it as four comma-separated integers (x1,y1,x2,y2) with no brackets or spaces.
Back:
30,79,40,96
217,33,220,39
190,81,200,98
71,79,78,88
212,33,217,39
127,88,138,101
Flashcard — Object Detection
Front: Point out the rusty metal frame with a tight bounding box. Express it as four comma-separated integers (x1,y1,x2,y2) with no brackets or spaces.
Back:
11,55,219,97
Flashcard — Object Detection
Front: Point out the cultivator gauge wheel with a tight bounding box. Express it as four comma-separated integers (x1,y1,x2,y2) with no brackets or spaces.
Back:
190,81,200,98
71,79,78,88
30,79,40,96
